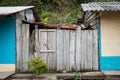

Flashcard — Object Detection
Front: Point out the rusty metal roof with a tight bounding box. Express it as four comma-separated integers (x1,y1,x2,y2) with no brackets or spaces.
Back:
23,20,77,30
0,6,34,16
81,2,120,12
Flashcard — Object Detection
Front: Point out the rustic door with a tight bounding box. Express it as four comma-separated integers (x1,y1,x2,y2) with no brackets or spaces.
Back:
35,29,57,71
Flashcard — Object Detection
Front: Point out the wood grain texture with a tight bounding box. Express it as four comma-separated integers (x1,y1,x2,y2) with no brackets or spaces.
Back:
92,30,98,70
57,29,64,71
22,24,29,72
75,26,81,71
33,28,99,72
16,13,22,72
69,30,76,71
63,30,70,71
16,11,26,72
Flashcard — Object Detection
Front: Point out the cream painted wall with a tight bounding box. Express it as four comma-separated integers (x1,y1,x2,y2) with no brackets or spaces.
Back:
100,12,120,56
0,64,15,72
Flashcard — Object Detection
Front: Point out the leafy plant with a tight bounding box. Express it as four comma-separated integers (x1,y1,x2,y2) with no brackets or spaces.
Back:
47,78,54,80
74,72,81,80
27,57,48,75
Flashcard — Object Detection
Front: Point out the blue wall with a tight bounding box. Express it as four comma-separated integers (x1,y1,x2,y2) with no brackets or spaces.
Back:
100,56,120,70
98,19,120,70
0,16,15,64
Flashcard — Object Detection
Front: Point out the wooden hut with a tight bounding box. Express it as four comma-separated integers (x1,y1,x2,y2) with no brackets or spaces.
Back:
81,2,120,70
0,6,39,72
0,6,99,73
25,18,99,72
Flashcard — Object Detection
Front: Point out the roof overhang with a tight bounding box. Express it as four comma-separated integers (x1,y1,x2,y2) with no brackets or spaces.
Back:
0,6,34,16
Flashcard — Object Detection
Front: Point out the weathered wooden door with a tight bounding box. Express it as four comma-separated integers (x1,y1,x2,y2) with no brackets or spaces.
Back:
35,29,57,71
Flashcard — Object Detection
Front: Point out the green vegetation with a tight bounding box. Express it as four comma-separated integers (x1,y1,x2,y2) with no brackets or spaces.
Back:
0,0,119,24
27,57,48,75
74,72,81,80
47,78,54,80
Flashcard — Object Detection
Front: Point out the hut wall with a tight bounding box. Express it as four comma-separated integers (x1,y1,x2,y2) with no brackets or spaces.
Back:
100,12,120,56
33,27,99,72
16,9,35,72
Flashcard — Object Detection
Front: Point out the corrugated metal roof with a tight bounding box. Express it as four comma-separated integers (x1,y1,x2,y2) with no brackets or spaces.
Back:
81,2,120,12
0,6,34,16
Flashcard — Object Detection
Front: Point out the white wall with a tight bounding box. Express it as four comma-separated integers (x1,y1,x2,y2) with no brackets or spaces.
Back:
100,12,120,56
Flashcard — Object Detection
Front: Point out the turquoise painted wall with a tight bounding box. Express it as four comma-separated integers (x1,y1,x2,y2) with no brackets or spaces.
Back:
98,19,120,70
0,16,15,64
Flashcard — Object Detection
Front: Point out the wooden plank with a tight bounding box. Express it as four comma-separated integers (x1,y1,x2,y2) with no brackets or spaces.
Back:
84,30,92,70
25,24,29,71
63,30,70,72
34,25,39,57
81,30,86,71
57,29,64,71
85,30,88,70
39,50,55,53
92,30,98,70
84,30,87,70
52,30,57,70
16,11,26,72
16,14,22,72
47,31,56,71
39,30,47,63
75,26,81,71
80,31,83,71
88,30,93,70
22,24,29,72
21,24,25,72
69,30,76,71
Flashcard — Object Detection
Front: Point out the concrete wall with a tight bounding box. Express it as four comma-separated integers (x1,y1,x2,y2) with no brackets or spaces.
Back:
100,12,120,56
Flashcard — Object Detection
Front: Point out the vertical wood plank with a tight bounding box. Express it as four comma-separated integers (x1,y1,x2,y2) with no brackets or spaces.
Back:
80,31,83,71
84,30,87,70
22,24,29,72
75,26,81,71
51,30,57,71
63,30,70,71
92,30,98,70
39,30,47,63
69,30,76,71
85,30,88,70
34,25,39,58
46,31,51,71
29,29,35,58
88,30,93,70
21,24,25,72
25,24,29,71
81,30,86,71
47,30,57,71
57,29,63,71
16,14,22,72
